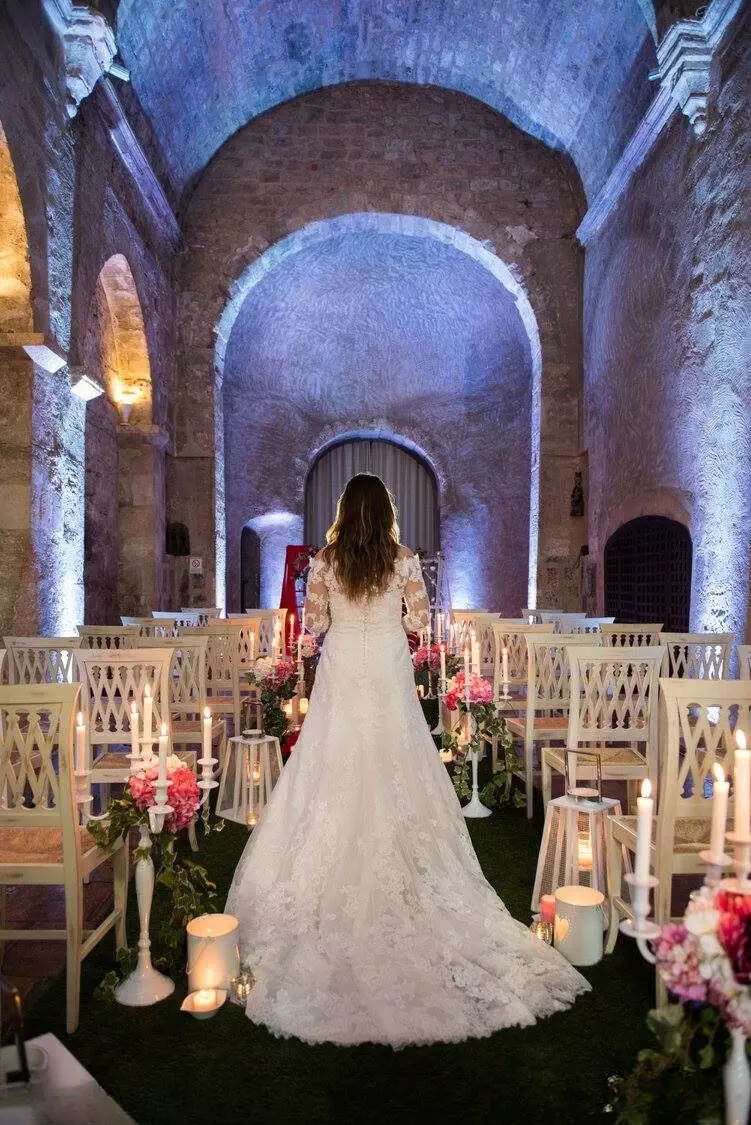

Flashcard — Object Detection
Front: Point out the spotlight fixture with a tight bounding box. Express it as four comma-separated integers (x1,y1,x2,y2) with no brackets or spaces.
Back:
69,366,104,401
116,388,139,423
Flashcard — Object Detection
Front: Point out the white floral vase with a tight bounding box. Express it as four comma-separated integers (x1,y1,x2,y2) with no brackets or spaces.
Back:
724,1028,750,1125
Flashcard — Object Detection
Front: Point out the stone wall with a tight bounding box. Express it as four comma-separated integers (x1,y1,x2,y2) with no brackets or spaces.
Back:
175,81,586,612
583,23,751,644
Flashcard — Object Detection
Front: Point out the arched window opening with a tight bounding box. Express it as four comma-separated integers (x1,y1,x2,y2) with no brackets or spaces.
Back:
604,516,692,631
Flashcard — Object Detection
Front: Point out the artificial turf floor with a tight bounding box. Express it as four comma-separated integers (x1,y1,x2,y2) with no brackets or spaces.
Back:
28,806,653,1125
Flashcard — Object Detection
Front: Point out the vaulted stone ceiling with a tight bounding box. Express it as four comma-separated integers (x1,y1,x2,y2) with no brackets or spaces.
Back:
116,0,657,205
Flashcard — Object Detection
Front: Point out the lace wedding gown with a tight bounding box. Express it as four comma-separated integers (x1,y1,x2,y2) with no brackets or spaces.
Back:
226,549,589,1046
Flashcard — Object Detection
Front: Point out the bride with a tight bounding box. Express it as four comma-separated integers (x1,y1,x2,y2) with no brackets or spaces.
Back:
226,474,589,1046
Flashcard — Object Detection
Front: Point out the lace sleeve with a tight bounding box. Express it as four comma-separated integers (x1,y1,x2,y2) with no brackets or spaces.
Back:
304,555,330,634
401,553,430,633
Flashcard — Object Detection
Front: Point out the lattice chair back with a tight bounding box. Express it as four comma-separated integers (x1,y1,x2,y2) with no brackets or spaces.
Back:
77,625,139,650
135,634,208,719
566,645,665,786
228,609,286,656
657,678,751,868
74,648,173,761
179,626,241,729
0,683,79,846
0,649,5,684
660,632,733,679
181,607,222,625
570,617,616,634
4,637,82,685
600,623,663,647
738,646,751,680
526,632,604,714
490,622,550,698
546,613,588,634
121,616,177,639
203,618,260,668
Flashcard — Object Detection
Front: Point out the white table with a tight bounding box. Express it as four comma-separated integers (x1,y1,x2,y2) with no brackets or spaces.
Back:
0,1033,135,1124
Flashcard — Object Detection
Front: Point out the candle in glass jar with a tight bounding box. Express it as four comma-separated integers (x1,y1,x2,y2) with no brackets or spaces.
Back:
709,763,729,862
75,711,86,773
143,684,153,746
634,778,653,883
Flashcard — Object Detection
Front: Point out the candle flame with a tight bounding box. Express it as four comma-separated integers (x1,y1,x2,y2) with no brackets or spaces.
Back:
713,763,726,784
737,730,748,752
641,778,652,799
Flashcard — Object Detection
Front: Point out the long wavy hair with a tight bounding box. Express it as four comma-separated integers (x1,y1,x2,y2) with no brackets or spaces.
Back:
323,474,400,600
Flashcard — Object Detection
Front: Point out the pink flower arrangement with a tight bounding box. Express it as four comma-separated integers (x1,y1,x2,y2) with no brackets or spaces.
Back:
655,884,751,1035
299,633,318,658
413,644,442,671
443,672,494,711
128,762,200,833
253,656,298,688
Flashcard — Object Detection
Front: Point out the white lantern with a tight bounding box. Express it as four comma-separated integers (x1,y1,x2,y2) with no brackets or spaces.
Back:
186,913,240,991
553,885,605,966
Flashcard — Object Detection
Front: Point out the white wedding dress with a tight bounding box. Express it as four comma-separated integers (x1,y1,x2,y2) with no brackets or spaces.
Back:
226,549,589,1046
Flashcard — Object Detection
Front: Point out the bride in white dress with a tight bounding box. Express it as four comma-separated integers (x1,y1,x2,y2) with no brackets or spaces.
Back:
226,474,589,1046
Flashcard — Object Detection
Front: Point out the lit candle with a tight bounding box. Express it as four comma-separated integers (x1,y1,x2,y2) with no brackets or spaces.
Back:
709,762,729,862
298,696,309,715
502,646,509,689
202,706,212,765
734,730,750,839
440,643,446,693
288,613,295,655
157,721,169,787
426,614,432,651
634,778,653,883
540,894,556,924
297,632,303,677
437,612,443,644
301,607,306,634
130,702,139,768
75,711,86,773
143,684,153,747
192,989,217,1012
578,832,593,871
463,645,471,708
417,684,425,699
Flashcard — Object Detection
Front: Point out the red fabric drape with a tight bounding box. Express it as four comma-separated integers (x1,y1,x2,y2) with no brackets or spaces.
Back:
279,545,315,642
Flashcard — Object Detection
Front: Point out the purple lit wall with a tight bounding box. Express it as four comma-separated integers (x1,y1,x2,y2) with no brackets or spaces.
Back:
222,222,535,613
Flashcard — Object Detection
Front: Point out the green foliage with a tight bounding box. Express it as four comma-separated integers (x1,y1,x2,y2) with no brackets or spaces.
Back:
606,1002,745,1123
441,704,523,809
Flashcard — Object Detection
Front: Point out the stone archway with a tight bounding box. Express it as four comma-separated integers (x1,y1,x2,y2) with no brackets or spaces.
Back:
0,120,33,335
83,254,159,621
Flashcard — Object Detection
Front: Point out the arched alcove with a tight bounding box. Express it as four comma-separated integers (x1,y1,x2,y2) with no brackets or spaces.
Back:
305,434,439,554
0,120,33,333
604,515,692,631
83,255,154,622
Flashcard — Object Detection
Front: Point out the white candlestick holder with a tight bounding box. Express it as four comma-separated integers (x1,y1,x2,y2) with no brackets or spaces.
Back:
461,714,492,819
619,872,660,963
115,820,175,1007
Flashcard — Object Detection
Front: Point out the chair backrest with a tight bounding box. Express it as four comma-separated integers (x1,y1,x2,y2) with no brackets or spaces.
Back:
540,612,587,633
181,607,222,625
133,634,208,717
178,626,239,696
0,683,80,849
490,622,550,696
229,609,286,655
74,648,173,755
660,632,733,679
570,617,615,634
600,623,663,647
738,646,751,681
122,616,177,638
203,618,260,667
525,632,603,714
77,625,139,650
657,678,751,862
4,637,82,685
566,644,666,782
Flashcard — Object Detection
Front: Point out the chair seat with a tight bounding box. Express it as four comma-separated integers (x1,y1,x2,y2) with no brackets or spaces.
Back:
172,718,225,735
544,744,646,772
506,715,568,736
0,825,97,865
611,814,712,855
92,749,196,771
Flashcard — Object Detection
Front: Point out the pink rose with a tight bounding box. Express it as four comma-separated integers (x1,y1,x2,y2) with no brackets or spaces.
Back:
127,764,200,833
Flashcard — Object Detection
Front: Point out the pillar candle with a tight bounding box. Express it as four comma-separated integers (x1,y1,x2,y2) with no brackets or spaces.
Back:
437,612,443,644
427,615,432,650
288,613,294,655
143,684,153,746
463,646,471,708
734,730,750,839
709,763,729,861
502,646,509,688
301,607,306,634
157,721,169,788
440,643,446,694
130,702,139,765
75,711,86,774
540,894,556,924
634,778,653,883
202,706,212,765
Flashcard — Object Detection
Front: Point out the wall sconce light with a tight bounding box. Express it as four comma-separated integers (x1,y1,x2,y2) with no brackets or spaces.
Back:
69,366,105,401
116,388,139,423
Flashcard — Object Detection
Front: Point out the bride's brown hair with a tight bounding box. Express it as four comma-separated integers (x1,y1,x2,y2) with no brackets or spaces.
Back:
324,474,400,600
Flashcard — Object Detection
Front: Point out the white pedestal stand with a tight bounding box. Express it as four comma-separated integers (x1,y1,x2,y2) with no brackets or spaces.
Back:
115,822,174,1006
462,749,492,818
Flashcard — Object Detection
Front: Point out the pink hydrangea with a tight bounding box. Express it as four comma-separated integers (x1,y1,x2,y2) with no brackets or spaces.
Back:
444,672,493,711
128,764,200,833
270,658,297,688
655,922,707,1003
413,644,442,671
299,633,318,658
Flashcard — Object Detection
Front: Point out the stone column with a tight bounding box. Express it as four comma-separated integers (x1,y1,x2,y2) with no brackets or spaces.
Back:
117,424,168,615
0,347,37,632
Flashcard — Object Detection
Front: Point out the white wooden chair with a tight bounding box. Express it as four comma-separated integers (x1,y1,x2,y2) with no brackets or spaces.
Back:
738,645,750,680
181,607,222,625
204,617,261,671
489,622,550,701
0,683,128,1033
132,635,227,774
179,626,244,736
660,632,732,679
4,637,81,685
605,680,751,980
0,649,5,684
541,645,665,809
507,633,603,818
229,609,287,656
77,625,139,650
600,623,663,647
570,617,615,634
121,616,177,638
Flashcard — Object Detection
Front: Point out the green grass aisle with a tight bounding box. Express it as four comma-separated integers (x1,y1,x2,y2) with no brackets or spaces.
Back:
28,808,652,1125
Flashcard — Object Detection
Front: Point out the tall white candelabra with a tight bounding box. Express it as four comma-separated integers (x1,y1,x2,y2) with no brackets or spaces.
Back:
623,733,751,1125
